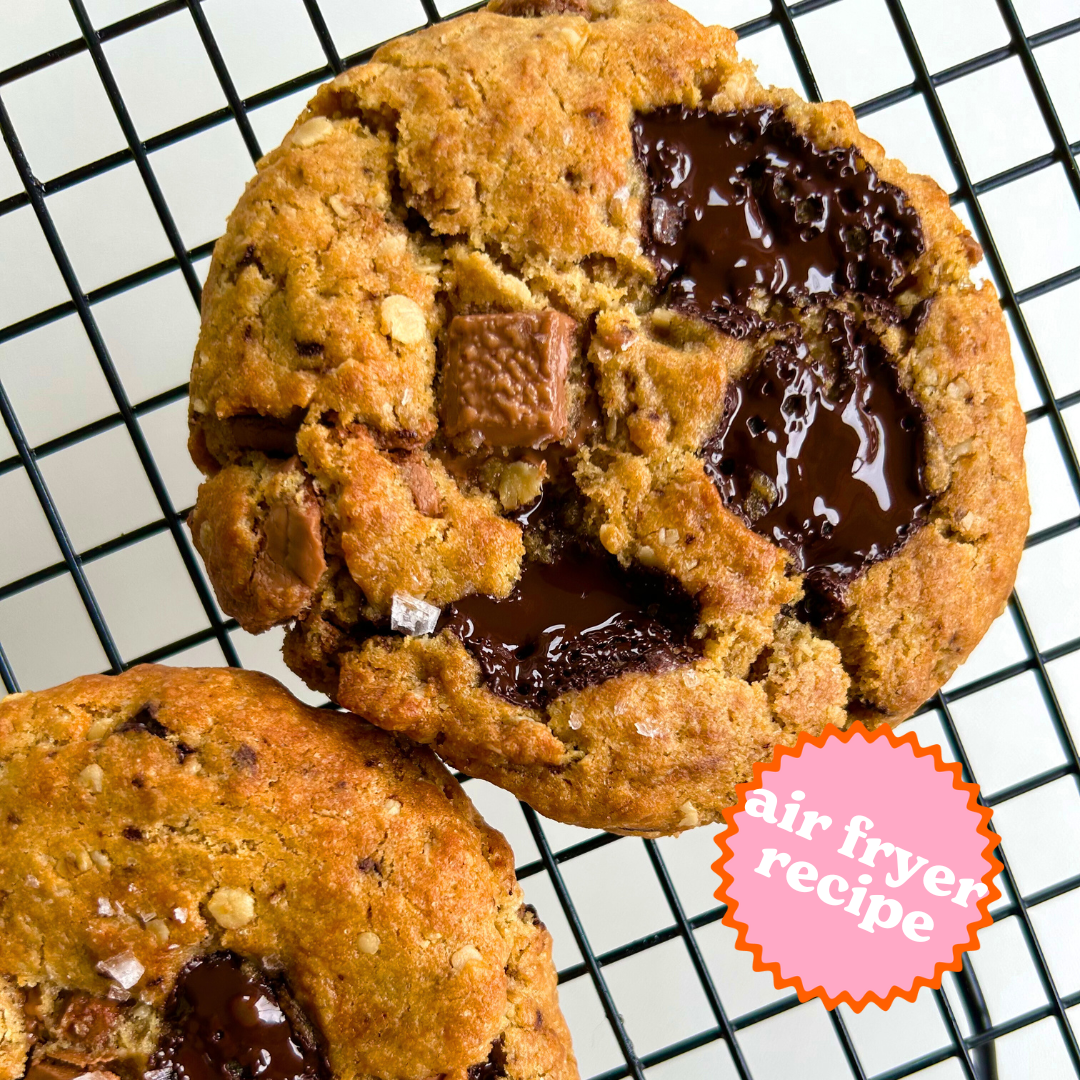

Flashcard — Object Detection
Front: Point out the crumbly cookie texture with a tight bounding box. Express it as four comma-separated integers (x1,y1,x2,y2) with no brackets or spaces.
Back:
187,0,1028,835
0,668,577,1080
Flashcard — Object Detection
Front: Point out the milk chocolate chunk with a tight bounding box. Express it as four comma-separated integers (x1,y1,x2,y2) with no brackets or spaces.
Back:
441,548,701,709
442,311,576,448
632,106,924,336
704,314,930,598
264,487,325,590
151,953,324,1080
226,415,301,457
24,1061,108,1080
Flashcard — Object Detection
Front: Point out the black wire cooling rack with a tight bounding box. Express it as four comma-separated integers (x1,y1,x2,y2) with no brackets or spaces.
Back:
1,1,1079,1077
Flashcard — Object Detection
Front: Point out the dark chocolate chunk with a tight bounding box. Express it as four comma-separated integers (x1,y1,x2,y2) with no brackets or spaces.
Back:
442,311,576,448
632,106,924,335
703,314,930,597
467,1035,508,1080
117,706,169,741
151,953,324,1080
231,745,258,773
441,549,701,709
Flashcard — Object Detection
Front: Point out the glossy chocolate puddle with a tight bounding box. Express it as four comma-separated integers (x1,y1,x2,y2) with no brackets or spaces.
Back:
150,953,324,1080
704,313,930,599
440,548,701,710
632,105,924,336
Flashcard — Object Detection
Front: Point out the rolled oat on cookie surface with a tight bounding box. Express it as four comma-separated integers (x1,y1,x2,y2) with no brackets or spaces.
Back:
186,0,1027,835
0,667,576,1080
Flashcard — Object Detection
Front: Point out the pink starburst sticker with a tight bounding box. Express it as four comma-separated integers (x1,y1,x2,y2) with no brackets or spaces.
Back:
712,722,1001,1011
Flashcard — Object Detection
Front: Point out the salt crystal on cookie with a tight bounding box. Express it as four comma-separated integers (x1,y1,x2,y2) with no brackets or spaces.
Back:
391,592,441,636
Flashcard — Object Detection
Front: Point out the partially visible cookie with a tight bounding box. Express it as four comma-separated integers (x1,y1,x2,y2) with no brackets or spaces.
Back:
0,667,577,1080
187,0,1027,835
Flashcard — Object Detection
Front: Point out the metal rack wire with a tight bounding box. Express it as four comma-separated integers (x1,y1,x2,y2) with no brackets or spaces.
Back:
1,1,1078,1077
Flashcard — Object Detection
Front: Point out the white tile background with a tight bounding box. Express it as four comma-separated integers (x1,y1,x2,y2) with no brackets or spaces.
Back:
0,1,1079,1078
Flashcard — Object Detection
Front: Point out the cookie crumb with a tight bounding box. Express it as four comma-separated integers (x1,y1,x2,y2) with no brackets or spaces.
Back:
85,717,112,740
677,801,699,829
599,522,624,554
79,764,104,793
451,945,483,971
207,887,256,929
637,544,658,567
380,295,427,345
391,593,440,636
146,919,170,944
498,461,544,511
292,116,335,148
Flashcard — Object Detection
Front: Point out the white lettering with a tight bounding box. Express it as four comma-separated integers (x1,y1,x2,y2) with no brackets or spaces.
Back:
858,894,903,934
886,847,929,888
777,800,801,833
952,879,989,908
858,838,896,868
844,886,868,917
754,848,791,877
902,911,934,942
795,811,833,840
838,815,873,858
745,789,779,824
923,865,955,897
786,861,817,892
817,874,848,906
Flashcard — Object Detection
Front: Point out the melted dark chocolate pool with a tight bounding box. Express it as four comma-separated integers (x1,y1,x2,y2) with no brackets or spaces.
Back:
703,314,930,597
151,954,323,1080
632,106,924,336
440,549,701,709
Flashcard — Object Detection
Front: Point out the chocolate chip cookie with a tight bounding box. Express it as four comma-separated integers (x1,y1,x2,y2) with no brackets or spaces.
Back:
187,0,1028,835
0,667,577,1080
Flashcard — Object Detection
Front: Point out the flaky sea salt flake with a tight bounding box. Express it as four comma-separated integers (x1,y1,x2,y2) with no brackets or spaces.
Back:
391,593,440,637
97,950,144,989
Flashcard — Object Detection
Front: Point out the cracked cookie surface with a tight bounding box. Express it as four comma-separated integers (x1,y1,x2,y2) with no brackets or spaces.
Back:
187,0,1028,835
0,667,577,1080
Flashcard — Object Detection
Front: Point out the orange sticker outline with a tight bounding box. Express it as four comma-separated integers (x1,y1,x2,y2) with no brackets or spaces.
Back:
711,721,1002,1013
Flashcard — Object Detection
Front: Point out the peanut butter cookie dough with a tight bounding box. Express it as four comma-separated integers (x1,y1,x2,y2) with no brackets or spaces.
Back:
187,0,1028,835
0,667,576,1080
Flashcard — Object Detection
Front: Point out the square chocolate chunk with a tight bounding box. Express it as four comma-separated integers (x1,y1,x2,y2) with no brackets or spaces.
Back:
442,311,575,447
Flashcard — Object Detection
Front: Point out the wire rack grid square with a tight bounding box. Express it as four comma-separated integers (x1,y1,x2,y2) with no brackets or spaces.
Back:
1,1,1079,1078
